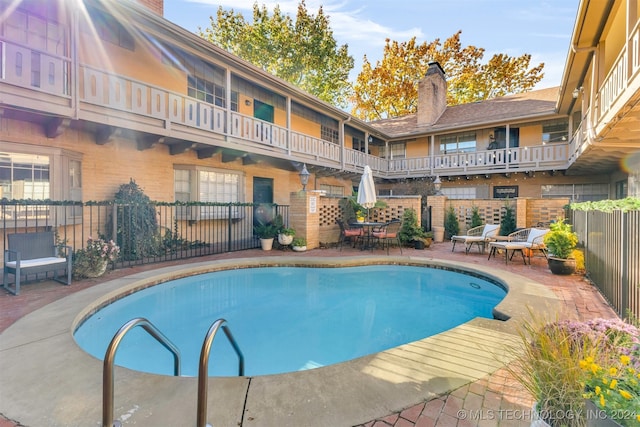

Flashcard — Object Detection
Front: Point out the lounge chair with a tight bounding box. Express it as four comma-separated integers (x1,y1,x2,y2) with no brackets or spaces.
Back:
487,227,549,265
451,224,500,254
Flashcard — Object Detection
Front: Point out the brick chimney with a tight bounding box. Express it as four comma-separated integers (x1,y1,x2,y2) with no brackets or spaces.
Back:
134,0,163,16
417,62,447,126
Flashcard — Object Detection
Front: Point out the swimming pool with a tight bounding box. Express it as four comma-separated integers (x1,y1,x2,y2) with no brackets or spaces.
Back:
74,265,506,376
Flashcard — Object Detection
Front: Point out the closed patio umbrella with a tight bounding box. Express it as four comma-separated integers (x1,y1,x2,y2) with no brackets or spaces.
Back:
357,165,377,220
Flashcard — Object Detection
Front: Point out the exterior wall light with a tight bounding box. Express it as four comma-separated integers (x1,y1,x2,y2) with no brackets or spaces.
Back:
299,164,310,191
433,175,442,194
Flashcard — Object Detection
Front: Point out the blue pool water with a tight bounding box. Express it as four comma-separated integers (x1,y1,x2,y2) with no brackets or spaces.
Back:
74,265,506,377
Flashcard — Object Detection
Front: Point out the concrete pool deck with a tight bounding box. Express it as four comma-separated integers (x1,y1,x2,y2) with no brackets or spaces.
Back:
0,244,619,427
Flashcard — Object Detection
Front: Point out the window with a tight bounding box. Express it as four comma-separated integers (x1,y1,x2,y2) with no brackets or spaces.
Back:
0,147,82,220
84,5,134,50
615,180,627,199
185,56,227,107
320,120,340,144
542,120,569,143
174,169,191,202
441,186,477,199
174,166,244,219
318,184,344,196
440,133,477,154
0,152,50,199
4,6,66,56
541,183,609,201
380,143,406,159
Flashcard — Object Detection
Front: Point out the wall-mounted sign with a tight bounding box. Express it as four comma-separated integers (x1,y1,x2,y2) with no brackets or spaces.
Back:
493,185,519,199
309,196,317,213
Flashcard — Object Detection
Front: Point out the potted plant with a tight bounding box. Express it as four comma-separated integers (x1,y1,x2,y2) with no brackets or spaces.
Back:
544,218,579,275
291,237,307,252
272,214,295,246
277,227,295,245
73,236,120,279
254,221,278,250
399,208,429,249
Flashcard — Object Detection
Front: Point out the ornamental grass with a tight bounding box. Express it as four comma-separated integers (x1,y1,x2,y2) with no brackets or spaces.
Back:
506,312,640,427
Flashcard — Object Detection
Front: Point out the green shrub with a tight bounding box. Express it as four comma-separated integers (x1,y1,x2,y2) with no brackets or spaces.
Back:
470,205,483,228
399,208,426,245
444,205,459,239
544,218,578,259
107,179,160,261
499,203,517,236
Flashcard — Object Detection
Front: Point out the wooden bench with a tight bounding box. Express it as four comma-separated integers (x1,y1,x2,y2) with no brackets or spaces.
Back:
3,231,72,295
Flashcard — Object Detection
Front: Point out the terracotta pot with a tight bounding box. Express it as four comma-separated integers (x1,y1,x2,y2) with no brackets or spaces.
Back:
548,257,576,275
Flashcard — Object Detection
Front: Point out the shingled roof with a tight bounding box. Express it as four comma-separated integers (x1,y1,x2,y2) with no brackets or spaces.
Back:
370,86,560,138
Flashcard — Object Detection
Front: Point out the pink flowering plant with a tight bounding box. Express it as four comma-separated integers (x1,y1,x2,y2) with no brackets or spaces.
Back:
73,236,120,279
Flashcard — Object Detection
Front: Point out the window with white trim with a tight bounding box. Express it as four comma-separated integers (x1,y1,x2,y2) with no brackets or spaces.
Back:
0,147,82,221
0,152,50,199
318,184,344,196
380,143,406,159
441,186,477,199
439,132,477,154
542,120,569,143
174,166,244,219
541,183,608,201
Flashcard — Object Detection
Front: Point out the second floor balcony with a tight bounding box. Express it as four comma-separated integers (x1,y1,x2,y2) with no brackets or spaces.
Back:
0,37,571,180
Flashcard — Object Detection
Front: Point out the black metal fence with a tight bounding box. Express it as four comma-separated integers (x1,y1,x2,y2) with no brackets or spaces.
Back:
572,209,640,320
1,200,289,269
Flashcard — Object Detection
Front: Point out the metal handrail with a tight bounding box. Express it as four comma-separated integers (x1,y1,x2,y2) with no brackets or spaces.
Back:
103,317,181,427
197,319,244,427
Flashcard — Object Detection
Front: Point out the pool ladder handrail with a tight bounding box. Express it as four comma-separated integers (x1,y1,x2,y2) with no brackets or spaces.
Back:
102,317,181,427
197,318,244,427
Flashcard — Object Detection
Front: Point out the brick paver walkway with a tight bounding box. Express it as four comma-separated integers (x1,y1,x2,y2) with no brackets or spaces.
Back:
0,241,618,427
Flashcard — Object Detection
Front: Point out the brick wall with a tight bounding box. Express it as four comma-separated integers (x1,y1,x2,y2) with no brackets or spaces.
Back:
428,197,569,234
135,0,163,15
315,196,421,247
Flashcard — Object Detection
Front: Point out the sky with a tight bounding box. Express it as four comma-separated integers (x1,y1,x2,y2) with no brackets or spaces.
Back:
164,0,579,90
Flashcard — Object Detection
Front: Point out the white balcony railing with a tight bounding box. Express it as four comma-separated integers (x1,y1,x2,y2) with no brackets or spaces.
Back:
0,38,572,178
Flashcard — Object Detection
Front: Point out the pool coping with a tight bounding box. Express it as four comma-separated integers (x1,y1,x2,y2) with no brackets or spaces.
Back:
0,256,562,427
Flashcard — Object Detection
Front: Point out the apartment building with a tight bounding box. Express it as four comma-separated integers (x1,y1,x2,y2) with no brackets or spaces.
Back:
1,0,638,211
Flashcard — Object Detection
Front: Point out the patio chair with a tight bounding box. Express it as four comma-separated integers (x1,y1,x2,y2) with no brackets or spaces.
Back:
336,219,364,250
487,227,549,265
451,224,500,254
370,219,403,254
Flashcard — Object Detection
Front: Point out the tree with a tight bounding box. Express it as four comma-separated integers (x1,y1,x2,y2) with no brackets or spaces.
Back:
470,205,483,228
500,202,517,236
198,1,354,108
351,31,544,120
444,205,460,240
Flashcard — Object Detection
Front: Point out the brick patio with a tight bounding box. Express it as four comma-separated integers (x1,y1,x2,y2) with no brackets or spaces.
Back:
0,241,618,427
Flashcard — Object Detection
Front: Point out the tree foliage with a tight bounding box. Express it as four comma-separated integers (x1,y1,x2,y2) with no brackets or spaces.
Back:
198,1,354,108
351,31,544,120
